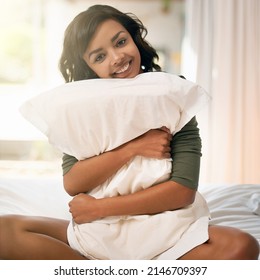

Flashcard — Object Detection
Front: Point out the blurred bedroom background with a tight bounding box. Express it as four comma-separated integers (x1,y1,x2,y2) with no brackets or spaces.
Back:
0,0,259,185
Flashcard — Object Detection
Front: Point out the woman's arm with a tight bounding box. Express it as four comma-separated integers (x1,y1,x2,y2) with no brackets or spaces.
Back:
69,180,196,224
68,117,201,224
63,127,172,196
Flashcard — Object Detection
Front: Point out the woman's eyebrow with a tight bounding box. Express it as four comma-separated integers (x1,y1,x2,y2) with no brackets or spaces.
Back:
111,30,126,42
88,48,102,59
88,31,126,59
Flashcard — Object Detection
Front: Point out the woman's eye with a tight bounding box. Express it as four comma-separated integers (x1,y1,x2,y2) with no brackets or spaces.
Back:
117,39,126,47
95,54,105,62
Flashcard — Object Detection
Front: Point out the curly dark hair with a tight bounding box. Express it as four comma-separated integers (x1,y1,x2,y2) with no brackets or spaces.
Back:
59,5,161,82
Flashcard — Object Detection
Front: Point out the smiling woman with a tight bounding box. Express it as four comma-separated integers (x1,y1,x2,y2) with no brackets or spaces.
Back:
83,20,142,79
1,3,259,261
59,5,161,82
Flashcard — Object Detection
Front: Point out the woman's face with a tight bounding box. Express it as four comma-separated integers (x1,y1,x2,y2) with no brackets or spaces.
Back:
83,19,142,79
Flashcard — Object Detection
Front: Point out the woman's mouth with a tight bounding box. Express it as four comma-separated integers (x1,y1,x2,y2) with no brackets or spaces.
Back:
115,62,130,74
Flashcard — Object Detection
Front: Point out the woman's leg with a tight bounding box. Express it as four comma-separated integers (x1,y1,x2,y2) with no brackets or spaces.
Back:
2,216,258,260
179,225,260,260
0,214,86,260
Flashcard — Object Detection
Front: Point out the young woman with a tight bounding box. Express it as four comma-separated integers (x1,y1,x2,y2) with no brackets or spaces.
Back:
0,5,259,260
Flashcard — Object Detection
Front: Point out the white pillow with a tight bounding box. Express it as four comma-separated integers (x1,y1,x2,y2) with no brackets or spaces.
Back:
20,72,209,160
20,72,211,259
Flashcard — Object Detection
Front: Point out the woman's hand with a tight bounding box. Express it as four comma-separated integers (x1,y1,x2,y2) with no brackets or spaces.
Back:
68,181,196,223
126,126,172,159
69,193,100,224
64,126,172,196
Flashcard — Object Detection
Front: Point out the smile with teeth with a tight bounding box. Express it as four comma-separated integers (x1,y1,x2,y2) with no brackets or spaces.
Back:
115,62,130,74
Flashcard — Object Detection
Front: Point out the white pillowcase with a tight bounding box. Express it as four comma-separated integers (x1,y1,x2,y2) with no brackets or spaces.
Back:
20,72,209,160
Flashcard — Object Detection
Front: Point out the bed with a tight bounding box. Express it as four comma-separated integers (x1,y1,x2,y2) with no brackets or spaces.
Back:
0,175,259,259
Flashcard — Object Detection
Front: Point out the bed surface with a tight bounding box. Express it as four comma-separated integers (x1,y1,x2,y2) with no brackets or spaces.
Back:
0,176,259,259
0,177,70,219
201,183,260,245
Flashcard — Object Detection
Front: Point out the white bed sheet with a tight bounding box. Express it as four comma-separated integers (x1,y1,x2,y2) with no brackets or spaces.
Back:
0,176,70,219
0,176,259,259
201,184,260,247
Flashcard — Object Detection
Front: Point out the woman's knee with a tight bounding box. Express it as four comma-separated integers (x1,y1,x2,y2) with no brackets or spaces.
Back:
209,225,259,260
1,215,21,233
231,230,259,260
0,214,29,233
0,215,24,258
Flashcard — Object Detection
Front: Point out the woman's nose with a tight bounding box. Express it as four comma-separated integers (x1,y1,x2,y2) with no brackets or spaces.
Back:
110,50,124,65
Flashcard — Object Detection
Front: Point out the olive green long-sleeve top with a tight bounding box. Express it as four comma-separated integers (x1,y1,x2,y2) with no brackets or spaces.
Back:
62,116,202,190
